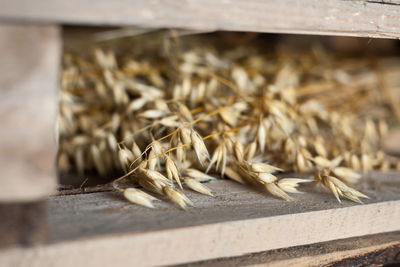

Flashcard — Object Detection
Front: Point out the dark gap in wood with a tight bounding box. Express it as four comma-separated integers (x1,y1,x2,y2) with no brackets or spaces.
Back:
328,244,400,266
366,0,400,7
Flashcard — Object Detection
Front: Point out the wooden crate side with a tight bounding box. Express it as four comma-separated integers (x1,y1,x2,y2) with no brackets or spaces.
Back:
1,0,400,38
0,25,61,202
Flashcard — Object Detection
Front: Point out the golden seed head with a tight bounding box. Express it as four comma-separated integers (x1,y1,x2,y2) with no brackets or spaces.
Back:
184,178,213,196
163,186,193,209
123,188,155,208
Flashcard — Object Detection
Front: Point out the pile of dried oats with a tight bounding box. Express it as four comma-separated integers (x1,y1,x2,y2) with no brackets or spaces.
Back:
59,33,399,208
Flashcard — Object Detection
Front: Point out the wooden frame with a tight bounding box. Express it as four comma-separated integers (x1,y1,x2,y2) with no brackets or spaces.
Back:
1,1,400,265
1,0,400,38
0,25,60,202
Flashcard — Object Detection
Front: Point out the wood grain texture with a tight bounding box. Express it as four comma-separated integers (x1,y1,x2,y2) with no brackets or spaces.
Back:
1,1,400,38
0,172,399,266
0,25,60,202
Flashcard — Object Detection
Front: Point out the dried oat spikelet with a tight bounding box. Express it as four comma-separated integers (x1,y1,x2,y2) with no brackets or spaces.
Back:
224,166,246,184
151,140,163,155
138,177,165,195
127,97,148,113
74,148,85,175
245,141,257,161
175,140,186,163
361,154,372,173
191,130,210,165
257,172,278,184
277,178,312,194
118,147,135,172
123,188,156,208
219,107,237,126
107,133,118,153
184,178,213,196
174,102,193,122
257,117,267,153
163,186,193,209
131,141,142,160
184,168,215,182
206,144,226,174
351,154,361,171
139,109,168,119
139,168,171,184
378,119,388,137
310,156,333,169
265,182,293,201
166,156,182,189
234,140,245,162
179,127,192,144
147,150,158,170
250,162,283,174
314,136,327,158
315,169,368,203
296,151,308,172
90,144,107,176
332,167,361,184
156,115,178,128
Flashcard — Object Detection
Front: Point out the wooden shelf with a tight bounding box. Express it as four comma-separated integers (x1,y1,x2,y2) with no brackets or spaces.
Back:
1,172,399,266
187,232,400,266
1,0,400,38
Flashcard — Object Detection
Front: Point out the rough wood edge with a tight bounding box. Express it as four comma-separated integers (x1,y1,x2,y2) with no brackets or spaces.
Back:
0,200,399,266
182,232,400,266
1,0,400,38
259,241,400,267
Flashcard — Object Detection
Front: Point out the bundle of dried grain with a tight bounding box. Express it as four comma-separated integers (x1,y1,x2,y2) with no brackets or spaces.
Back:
59,32,399,208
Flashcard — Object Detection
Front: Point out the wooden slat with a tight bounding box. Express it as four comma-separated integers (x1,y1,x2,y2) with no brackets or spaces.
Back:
0,172,399,266
184,232,400,266
0,25,60,202
1,1,400,38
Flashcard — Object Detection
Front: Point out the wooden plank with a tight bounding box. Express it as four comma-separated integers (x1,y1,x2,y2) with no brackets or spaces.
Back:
1,1,400,38
0,25,60,202
184,232,400,266
0,172,399,266
0,201,48,248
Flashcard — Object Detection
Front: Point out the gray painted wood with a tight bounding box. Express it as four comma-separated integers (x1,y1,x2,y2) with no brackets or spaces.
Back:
1,1,400,38
48,171,400,243
0,172,399,266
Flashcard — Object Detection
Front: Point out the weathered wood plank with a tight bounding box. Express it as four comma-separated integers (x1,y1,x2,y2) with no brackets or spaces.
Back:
0,172,399,266
1,1,400,38
0,25,60,202
0,201,48,248
183,232,400,266
48,172,400,243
